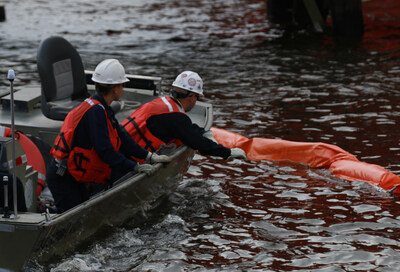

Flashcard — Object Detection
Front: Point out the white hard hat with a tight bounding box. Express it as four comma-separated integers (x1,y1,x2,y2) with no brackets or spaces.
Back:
91,59,129,85
172,71,204,96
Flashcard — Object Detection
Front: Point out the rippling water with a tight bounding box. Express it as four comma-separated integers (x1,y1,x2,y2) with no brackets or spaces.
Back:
1,0,400,271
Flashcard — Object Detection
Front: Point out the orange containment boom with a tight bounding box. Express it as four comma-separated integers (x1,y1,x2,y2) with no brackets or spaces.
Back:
211,127,400,194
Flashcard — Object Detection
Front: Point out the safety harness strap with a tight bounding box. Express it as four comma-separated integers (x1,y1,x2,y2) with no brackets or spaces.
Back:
122,116,156,152
73,152,89,173
52,132,70,154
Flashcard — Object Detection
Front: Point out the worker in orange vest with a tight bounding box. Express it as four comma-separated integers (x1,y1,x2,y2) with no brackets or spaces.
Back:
47,59,171,213
121,71,247,160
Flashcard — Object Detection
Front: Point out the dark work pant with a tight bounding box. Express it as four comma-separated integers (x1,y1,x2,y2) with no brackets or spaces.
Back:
46,157,127,213
47,159,92,213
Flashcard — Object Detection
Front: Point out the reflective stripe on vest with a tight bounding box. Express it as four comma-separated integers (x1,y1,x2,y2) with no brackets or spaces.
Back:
121,96,185,153
51,98,100,160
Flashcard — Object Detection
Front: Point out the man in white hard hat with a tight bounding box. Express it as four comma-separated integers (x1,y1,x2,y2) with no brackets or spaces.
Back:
47,59,171,213
121,71,247,161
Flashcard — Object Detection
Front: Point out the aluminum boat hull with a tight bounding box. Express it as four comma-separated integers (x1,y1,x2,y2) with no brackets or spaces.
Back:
0,71,213,271
0,145,194,271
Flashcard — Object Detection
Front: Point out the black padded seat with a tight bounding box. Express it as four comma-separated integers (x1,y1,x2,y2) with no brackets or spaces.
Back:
37,36,89,121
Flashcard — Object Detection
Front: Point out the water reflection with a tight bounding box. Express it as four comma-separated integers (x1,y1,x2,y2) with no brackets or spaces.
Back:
44,157,400,271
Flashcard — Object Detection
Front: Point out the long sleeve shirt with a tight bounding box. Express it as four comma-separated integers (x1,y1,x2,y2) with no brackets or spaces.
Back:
145,99,231,159
73,95,149,174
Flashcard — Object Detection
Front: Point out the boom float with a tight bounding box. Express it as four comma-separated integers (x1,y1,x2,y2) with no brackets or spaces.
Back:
211,127,400,194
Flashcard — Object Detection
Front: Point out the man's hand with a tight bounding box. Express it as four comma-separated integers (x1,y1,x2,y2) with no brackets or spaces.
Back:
134,163,156,175
228,148,247,160
148,153,172,163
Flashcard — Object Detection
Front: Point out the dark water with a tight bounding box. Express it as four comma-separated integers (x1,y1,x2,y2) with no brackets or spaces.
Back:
1,0,400,271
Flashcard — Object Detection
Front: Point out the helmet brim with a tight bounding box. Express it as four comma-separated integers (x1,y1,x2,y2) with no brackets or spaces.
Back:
92,77,130,85
171,84,204,96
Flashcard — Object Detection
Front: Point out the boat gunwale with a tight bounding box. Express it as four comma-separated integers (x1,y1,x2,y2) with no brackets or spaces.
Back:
0,144,190,228
43,144,189,226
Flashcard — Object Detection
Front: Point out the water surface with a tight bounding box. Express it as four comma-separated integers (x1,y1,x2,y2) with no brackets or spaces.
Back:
0,0,400,271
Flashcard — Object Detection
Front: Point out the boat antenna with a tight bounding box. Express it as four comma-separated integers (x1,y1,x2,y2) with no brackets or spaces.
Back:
7,69,18,218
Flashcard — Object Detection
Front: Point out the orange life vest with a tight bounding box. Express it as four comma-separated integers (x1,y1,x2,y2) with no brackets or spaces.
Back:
51,98,121,184
121,96,184,153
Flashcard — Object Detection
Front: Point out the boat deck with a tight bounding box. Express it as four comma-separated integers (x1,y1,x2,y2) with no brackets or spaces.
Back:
0,84,212,145
0,212,54,226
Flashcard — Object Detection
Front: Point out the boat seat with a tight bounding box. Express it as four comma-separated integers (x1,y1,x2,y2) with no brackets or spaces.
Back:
37,36,89,121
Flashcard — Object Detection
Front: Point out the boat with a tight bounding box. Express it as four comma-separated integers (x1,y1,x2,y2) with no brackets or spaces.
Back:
0,36,213,271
